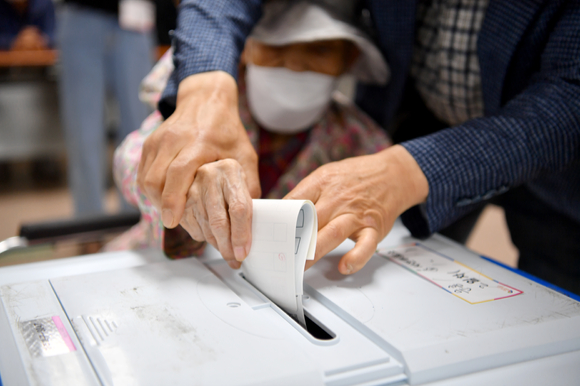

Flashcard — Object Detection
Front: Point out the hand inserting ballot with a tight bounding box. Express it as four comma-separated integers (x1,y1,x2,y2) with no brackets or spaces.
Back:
175,145,428,276
137,71,261,265
178,158,254,270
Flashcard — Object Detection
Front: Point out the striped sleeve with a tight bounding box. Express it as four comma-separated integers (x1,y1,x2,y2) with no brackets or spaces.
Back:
401,2,580,237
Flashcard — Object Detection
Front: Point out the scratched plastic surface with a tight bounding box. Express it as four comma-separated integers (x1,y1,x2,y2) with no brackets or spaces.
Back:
50,258,322,386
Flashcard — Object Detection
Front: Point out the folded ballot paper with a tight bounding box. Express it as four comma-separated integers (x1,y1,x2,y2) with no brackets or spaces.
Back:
242,200,317,327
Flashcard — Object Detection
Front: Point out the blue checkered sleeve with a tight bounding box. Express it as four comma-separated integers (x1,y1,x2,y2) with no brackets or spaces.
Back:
401,2,580,237
159,0,263,118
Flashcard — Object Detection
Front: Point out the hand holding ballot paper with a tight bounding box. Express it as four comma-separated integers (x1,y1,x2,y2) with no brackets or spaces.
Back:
176,148,428,279
178,159,254,270
136,138,426,284
175,157,316,324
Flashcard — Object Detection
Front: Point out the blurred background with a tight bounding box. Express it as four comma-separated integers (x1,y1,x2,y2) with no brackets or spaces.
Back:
0,0,518,268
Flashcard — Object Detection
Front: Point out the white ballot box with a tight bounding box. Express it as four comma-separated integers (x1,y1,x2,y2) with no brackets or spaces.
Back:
0,220,579,386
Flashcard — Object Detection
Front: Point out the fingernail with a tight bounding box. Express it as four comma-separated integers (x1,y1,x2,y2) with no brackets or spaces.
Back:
344,264,353,274
234,247,246,262
161,209,174,228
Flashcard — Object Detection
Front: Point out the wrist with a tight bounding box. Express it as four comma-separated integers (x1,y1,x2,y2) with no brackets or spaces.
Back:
174,71,239,119
376,145,429,212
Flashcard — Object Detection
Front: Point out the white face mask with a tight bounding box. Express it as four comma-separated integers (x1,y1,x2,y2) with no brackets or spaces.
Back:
245,64,337,134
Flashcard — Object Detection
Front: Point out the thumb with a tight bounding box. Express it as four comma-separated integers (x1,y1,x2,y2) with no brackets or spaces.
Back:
284,173,322,203
338,227,380,275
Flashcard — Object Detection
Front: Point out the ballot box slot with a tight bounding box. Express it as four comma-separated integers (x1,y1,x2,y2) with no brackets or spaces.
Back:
303,310,334,340
239,273,336,343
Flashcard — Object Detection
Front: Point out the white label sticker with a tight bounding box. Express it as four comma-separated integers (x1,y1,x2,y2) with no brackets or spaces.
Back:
378,243,523,304
20,316,77,357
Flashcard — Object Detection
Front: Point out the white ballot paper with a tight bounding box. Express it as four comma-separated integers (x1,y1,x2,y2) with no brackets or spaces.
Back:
242,200,317,327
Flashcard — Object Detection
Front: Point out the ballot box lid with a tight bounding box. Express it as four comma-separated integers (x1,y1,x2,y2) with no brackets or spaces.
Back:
1,221,579,385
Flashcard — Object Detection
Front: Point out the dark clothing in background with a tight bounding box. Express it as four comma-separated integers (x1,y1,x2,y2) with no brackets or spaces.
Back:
155,0,176,45
499,185,580,296
64,0,118,14
0,0,56,50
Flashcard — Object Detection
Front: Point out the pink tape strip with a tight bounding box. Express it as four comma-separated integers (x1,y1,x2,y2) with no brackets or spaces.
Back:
52,316,77,352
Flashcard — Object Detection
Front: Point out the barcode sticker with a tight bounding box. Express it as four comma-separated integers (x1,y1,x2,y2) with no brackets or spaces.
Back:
20,316,76,357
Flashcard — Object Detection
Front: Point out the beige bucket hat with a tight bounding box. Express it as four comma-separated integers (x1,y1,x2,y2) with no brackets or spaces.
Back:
250,0,390,85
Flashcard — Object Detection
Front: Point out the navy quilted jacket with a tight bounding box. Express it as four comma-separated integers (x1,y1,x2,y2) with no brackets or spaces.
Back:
159,0,580,238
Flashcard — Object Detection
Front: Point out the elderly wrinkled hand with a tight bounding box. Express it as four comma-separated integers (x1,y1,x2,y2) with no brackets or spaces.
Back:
285,145,429,275
137,71,260,263
179,158,254,269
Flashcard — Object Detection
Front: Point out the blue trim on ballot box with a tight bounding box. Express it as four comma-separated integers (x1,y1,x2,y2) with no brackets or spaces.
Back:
481,256,580,302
